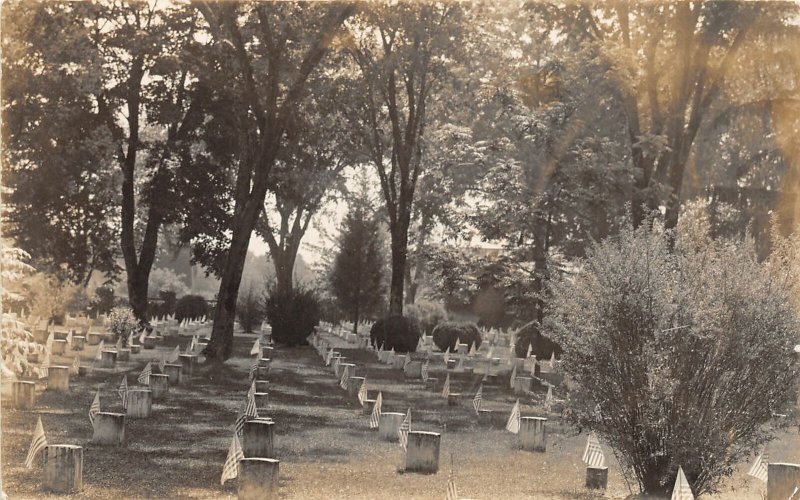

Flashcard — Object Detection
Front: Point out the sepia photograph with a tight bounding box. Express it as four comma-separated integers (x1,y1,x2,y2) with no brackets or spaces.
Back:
1,1,799,498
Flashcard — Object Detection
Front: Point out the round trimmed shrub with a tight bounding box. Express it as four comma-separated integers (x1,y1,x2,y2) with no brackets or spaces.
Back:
175,294,208,322
432,321,482,352
369,316,421,353
515,321,562,359
264,287,320,346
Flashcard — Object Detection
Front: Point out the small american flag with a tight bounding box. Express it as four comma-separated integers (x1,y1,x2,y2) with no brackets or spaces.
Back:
325,348,335,366
71,355,80,375
118,375,129,408
138,328,147,345
505,399,520,434
525,343,532,359
24,416,47,469
358,378,368,406
747,451,768,483
247,380,256,399
95,340,105,362
509,363,517,389
369,392,382,429
234,393,259,436
138,362,152,385
443,347,450,365
249,359,259,380
441,373,450,399
446,466,458,500
220,433,244,485
544,385,554,411
582,432,605,468
421,360,429,382
398,408,411,451
472,385,483,415
339,365,350,389
671,466,694,500
158,353,166,373
250,338,261,356
89,388,101,425
66,330,73,348
168,345,180,363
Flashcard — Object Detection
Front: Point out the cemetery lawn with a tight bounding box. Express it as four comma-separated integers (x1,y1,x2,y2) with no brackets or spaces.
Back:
3,334,798,499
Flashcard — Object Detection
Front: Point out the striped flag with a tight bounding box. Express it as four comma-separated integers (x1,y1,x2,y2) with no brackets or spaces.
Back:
95,340,105,362
138,328,147,344
118,375,129,408
234,393,259,436
39,350,51,379
45,332,54,352
247,380,256,399
358,378,368,406
446,466,458,500
71,355,80,375
325,348,335,366
66,330,73,348
138,362,152,385
249,358,259,380
443,347,450,365
398,408,411,451
529,356,537,375
421,359,429,382
168,345,180,363
127,332,134,347
115,336,123,352
544,385,554,411
89,388,101,424
332,356,341,374
505,399,520,434
472,385,483,415
24,416,47,469
671,466,694,500
339,365,350,390
220,433,244,485
441,373,450,398
747,451,768,483
510,363,517,389
370,392,382,429
250,338,261,356
582,432,606,468
158,352,166,373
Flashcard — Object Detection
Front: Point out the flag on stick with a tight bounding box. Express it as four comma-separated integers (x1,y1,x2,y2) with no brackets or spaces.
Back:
671,466,694,500
24,416,47,469
220,433,244,485
89,388,101,424
168,345,180,363
325,348,335,366
138,362,152,385
398,408,411,450
544,385,554,411
234,393,259,436
472,385,483,415
95,340,105,362
526,343,532,359
747,452,768,483
358,378,368,406
66,330,73,349
339,365,350,390
370,392,382,429
250,338,261,356
45,332,54,352
510,363,517,389
158,352,166,373
443,347,450,365
247,380,256,399
505,399,520,434
71,355,80,375
118,375,129,408
441,373,450,399
421,359,429,382
582,432,606,468
138,328,147,345
446,462,458,500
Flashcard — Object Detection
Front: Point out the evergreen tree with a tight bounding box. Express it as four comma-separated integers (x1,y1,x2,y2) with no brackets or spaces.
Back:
330,189,385,334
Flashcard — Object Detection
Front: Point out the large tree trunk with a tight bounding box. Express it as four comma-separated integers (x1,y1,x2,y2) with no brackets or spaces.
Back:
126,268,150,321
273,251,294,297
388,220,409,317
203,198,262,362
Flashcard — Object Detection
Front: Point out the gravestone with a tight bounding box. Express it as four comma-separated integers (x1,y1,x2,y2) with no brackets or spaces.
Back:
404,431,440,473
42,444,83,493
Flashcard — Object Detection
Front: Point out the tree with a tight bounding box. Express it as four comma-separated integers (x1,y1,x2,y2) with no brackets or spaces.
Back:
344,3,467,317
543,218,800,496
546,1,800,233
329,178,385,333
184,2,355,361
2,2,119,284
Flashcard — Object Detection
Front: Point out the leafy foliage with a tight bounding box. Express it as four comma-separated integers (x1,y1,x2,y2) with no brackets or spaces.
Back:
109,306,137,341
175,295,208,322
543,220,800,495
431,321,481,353
405,299,447,335
369,316,422,353
513,321,562,360
236,285,263,334
264,287,321,347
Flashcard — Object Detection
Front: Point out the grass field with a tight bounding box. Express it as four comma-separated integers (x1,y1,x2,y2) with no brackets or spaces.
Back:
2,332,798,499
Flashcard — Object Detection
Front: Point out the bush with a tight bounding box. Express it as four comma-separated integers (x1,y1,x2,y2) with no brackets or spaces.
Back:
514,321,562,359
542,221,800,496
405,299,448,334
175,295,208,322
369,316,421,353
237,285,263,333
432,321,481,352
92,286,115,316
264,287,320,346
109,306,137,342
